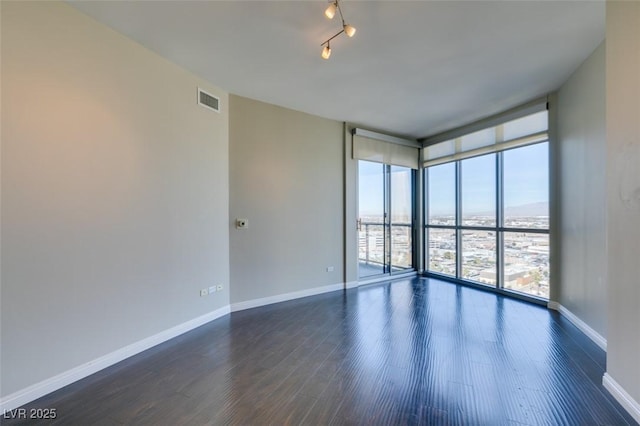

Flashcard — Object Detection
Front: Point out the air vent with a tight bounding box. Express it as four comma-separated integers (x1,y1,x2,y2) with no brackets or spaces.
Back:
198,88,220,112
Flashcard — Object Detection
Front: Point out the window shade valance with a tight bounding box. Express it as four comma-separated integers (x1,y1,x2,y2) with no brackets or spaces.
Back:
352,129,420,169
422,109,548,167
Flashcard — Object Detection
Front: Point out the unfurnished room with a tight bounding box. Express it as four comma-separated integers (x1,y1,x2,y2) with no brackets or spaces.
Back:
1,1,639,424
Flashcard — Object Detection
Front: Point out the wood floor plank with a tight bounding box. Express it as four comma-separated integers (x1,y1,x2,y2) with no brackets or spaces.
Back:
5,277,637,425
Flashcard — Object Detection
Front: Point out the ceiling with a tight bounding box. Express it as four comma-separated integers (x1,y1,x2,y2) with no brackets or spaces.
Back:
69,1,604,140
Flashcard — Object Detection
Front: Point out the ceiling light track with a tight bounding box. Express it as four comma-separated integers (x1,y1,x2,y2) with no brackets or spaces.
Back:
320,0,356,59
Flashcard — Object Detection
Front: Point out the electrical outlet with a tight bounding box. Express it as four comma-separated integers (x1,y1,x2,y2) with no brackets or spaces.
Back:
209,286,216,294
217,284,223,291
326,266,334,272
200,289,208,297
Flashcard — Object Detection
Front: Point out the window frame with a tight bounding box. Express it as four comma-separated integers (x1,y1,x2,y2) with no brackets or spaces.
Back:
424,142,550,304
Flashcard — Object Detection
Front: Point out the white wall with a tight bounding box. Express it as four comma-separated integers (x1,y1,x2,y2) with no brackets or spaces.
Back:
229,95,344,306
1,2,229,398
604,0,640,417
555,42,607,338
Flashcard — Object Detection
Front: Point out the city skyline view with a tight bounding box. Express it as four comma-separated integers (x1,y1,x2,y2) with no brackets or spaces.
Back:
358,137,550,299
426,142,550,299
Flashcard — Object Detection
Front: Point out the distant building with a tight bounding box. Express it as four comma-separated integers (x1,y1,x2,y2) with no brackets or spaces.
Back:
479,267,529,286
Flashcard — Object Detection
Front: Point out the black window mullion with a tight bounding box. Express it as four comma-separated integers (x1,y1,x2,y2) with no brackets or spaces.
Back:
455,161,462,280
385,164,391,274
423,168,429,272
497,151,504,290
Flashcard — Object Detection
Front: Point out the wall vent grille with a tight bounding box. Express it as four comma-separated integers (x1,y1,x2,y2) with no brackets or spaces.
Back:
198,88,220,112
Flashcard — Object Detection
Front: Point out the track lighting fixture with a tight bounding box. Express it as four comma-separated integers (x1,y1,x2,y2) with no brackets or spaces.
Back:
320,0,356,59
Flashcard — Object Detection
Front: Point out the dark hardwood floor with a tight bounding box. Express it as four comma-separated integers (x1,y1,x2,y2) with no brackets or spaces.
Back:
3,277,636,425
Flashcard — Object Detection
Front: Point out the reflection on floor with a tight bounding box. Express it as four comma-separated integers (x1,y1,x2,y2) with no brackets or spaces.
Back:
8,277,636,425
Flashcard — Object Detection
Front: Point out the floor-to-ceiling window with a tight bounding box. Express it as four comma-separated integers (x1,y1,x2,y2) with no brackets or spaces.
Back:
460,153,497,283
423,107,550,300
426,162,456,276
502,142,549,297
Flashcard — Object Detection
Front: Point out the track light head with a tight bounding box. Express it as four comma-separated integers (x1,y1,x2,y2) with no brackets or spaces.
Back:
344,24,356,38
325,2,337,19
321,43,332,59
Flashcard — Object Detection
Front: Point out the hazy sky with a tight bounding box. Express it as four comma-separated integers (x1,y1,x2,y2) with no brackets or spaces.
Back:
429,142,549,215
358,162,412,218
358,142,549,218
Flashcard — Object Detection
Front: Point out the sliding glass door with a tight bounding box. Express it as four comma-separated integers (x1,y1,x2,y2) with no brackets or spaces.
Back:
358,161,415,279
390,166,413,272
358,161,387,277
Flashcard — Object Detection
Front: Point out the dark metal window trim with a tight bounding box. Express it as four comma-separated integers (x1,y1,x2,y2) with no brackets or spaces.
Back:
423,141,550,303
358,162,418,280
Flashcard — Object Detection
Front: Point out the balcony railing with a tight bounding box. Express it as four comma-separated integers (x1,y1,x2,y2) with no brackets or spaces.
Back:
358,221,412,271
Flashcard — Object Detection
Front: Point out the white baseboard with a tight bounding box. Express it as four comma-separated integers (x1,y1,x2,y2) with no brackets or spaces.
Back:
230,282,344,312
603,373,640,424
345,280,359,289
1,281,349,411
546,301,561,310
0,306,230,413
547,301,607,351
